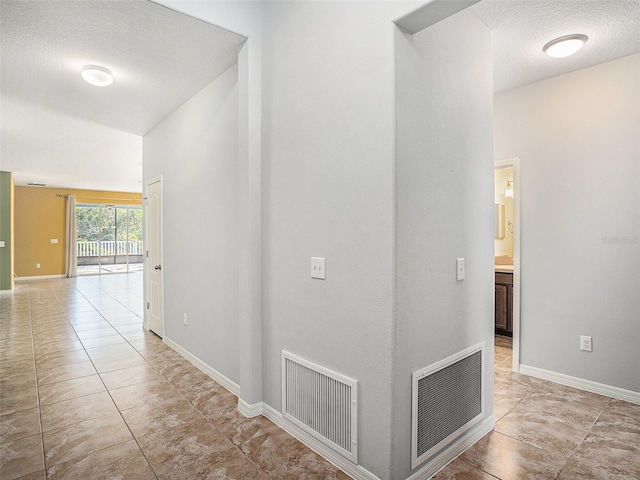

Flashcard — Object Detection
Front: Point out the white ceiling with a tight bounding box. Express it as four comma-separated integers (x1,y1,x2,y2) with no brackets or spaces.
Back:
470,0,640,92
1,0,639,193
0,0,245,192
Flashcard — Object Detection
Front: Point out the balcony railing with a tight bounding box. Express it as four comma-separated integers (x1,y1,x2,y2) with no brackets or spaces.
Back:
77,241,144,257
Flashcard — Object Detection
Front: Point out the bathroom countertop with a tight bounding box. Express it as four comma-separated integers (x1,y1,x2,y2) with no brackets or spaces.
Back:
495,265,514,273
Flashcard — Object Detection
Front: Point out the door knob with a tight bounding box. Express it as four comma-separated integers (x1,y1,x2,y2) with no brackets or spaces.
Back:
154,265,161,270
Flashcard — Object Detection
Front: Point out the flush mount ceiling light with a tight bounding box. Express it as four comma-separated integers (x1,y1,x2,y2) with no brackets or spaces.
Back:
81,65,113,87
543,34,588,58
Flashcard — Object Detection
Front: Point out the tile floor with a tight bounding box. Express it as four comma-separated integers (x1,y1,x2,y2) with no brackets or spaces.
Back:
0,274,348,480
1,275,639,479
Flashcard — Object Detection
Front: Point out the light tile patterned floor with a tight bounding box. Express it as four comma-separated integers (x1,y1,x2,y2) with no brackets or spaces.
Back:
434,336,640,480
2,275,639,479
0,274,348,480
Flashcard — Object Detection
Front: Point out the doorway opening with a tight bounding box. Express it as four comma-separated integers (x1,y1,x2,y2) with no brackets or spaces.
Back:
494,158,521,372
75,203,144,275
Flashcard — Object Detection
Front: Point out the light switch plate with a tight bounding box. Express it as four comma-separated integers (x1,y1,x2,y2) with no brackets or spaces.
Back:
456,258,465,280
0,241,4,248
311,257,326,280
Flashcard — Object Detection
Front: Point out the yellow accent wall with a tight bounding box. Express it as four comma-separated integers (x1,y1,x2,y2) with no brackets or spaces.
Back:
14,186,142,278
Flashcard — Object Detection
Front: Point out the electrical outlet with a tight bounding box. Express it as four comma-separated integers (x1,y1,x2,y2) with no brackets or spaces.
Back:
36,263,41,269
183,313,188,326
580,335,592,352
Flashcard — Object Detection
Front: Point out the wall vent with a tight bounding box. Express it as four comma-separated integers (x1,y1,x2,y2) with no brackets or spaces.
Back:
411,343,484,469
282,351,358,463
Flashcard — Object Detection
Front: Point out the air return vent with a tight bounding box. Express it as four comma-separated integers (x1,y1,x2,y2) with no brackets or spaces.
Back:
282,351,358,463
411,343,484,469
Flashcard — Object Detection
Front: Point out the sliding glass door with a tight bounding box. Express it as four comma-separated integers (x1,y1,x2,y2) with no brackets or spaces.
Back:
76,204,143,275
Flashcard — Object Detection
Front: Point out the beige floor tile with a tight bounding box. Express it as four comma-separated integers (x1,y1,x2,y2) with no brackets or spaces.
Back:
46,439,155,480
38,374,106,406
0,371,37,393
432,457,499,480
40,391,118,432
0,407,41,444
100,363,162,390
110,376,180,411
241,428,349,480
215,412,281,447
92,351,147,373
76,327,119,340
557,433,640,479
80,334,128,349
33,339,84,357
71,321,112,332
0,387,38,416
137,421,235,477
37,359,97,386
43,412,133,468
460,431,566,480
159,444,271,480
0,434,45,480
122,395,205,438
35,348,90,369
85,342,137,360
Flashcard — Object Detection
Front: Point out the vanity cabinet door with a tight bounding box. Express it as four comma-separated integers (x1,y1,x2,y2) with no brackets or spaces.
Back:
495,284,509,331
495,272,513,335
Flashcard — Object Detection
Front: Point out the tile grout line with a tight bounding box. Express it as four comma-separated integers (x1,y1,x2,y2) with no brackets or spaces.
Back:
27,281,48,480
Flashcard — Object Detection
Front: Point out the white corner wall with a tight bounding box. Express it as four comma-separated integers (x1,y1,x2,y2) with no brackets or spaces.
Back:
494,53,640,393
260,2,414,478
143,64,240,384
394,10,495,479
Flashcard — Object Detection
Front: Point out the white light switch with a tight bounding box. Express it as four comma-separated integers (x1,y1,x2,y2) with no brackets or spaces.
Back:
0,241,4,247
311,257,326,280
456,258,465,280
51,238,58,244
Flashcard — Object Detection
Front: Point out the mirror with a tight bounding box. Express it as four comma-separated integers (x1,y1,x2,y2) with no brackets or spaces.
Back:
495,203,505,238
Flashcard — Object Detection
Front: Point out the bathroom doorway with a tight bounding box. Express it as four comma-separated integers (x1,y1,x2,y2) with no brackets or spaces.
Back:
494,158,520,372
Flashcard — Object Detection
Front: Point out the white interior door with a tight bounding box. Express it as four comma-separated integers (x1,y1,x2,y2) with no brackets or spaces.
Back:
146,178,164,337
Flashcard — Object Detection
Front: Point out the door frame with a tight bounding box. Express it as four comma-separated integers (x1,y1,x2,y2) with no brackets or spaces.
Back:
494,158,521,372
144,175,164,336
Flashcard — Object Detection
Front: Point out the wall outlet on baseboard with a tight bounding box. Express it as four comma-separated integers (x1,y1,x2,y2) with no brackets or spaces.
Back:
183,313,188,326
580,335,592,352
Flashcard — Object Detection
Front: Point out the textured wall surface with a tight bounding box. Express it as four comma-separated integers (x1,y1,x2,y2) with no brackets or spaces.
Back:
143,65,240,384
394,10,495,479
494,53,640,392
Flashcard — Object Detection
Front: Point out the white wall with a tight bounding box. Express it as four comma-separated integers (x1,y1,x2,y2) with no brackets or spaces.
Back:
143,65,240,383
494,53,640,393
260,2,414,478
395,10,494,479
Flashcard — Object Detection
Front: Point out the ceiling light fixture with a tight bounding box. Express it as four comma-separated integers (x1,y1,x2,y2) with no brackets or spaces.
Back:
543,34,588,58
81,65,113,87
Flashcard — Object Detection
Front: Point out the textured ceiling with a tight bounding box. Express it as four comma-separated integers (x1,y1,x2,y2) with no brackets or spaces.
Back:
0,0,245,192
1,0,639,192
470,0,640,92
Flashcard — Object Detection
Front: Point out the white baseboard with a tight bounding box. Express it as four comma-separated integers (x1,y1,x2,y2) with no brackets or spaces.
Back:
163,336,240,397
261,403,380,480
520,364,640,405
238,398,263,418
407,416,495,480
15,274,66,282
